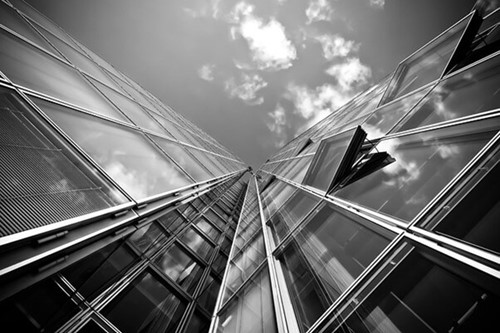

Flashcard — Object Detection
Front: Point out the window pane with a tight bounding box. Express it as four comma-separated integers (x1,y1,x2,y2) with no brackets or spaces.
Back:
102,272,186,333
180,227,214,260
34,98,192,200
198,276,220,313
0,30,127,121
269,190,320,244
303,127,361,192
336,118,499,221
195,217,221,242
63,242,136,300
154,244,204,295
0,278,79,332
338,250,500,333
0,88,127,236
396,54,500,132
218,268,277,333
129,222,169,255
428,148,500,254
381,15,471,104
363,86,432,139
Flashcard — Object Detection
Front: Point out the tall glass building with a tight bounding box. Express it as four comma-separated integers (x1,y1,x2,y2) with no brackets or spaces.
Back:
1,1,499,332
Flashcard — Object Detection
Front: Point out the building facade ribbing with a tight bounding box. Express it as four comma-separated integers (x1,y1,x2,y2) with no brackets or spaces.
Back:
1,1,500,332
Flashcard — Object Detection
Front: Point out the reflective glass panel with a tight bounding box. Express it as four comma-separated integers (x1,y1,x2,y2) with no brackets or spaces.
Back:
381,15,470,105
396,54,500,132
269,189,320,244
129,222,169,255
0,30,128,121
280,204,392,331
154,243,203,294
198,275,220,313
180,227,214,260
63,242,136,300
303,127,362,192
194,217,221,242
218,268,277,333
337,250,500,333
34,98,192,200
336,118,499,221
102,272,186,333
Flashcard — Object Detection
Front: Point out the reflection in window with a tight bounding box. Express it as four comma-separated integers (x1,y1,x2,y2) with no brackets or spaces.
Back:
396,54,500,132
428,149,500,254
363,86,432,139
195,217,221,242
154,244,203,295
34,98,192,200
269,190,320,244
198,275,221,313
337,250,500,333
102,272,186,333
63,242,136,300
380,14,472,105
180,227,214,260
218,268,277,333
303,127,366,192
279,204,391,331
336,118,499,221
0,30,128,121
129,222,169,255
0,278,79,332
0,88,127,236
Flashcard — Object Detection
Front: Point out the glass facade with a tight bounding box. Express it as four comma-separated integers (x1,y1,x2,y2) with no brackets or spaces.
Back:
1,1,500,333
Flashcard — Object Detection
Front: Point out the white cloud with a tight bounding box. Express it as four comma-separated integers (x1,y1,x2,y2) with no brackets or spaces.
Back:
224,73,268,104
369,0,385,9
315,34,359,60
230,2,297,71
184,0,222,19
306,0,334,24
266,104,288,147
286,83,352,132
326,58,372,91
198,64,215,81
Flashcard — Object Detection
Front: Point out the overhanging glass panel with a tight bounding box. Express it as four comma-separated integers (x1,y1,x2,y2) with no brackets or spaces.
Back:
336,117,500,222
380,13,476,105
303,126,366,192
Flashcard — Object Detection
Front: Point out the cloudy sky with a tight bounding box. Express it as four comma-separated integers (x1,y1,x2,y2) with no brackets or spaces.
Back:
27,0,475,167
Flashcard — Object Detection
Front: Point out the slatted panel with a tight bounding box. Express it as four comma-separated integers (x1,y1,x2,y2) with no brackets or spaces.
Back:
0,97,118,237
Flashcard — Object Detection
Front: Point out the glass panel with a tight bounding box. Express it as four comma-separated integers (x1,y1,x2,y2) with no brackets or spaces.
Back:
186,312,210,333
63,242,136,300
0,30,128,121
338,250,500,333
151,137,213,182
336,118,499,221
396,54,500,132
197,275,220,313
195,217,221,242
34,98,192,200
0,88,127,236
218,268,277,333
180,227,214,260
157,211,186,234
303,127,362,192
363,86,432,139
381,15,471,105
269,190,321,244
102,272,186,333
0,2,57,53
129,222,169,255
154,244,204,295
427,148,500,254
212,251,229,277
290,156,313,183
279,204,392,331
0,278,79,332
88,77,168,134
261,181,296,221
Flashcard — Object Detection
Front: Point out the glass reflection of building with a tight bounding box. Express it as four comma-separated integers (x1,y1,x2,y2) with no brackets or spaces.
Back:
1,1,500,333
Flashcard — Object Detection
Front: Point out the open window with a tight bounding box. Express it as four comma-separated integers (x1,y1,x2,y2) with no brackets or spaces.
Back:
379,11,482,106
303,126,395,193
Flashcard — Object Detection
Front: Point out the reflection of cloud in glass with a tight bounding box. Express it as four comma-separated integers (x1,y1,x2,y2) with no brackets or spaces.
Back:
377,139,421,187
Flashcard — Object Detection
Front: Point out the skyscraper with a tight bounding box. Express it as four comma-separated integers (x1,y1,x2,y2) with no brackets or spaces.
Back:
1,1,500,332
